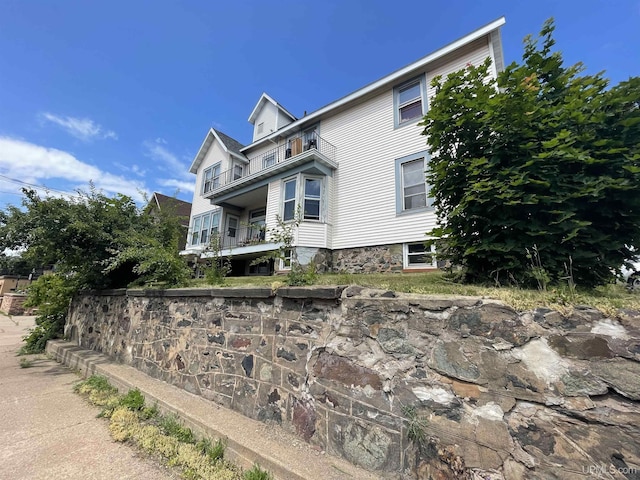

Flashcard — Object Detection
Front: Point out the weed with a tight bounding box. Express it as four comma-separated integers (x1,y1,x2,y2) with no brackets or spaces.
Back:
197,437,226,462
140,402,160,420
19,357,34,368
120,388,145,411
74,375,117,394
243,464,273,480
159,413,196,444
402,405,428,446
74,375,242,479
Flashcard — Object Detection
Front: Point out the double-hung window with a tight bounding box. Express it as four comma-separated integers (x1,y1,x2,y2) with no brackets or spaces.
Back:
394,76,426,128
303,178,321,221
202,164,221,194
283,178,297,221
395,152,432,214
233,165,243,180
403,158,427,210
282,175,323,222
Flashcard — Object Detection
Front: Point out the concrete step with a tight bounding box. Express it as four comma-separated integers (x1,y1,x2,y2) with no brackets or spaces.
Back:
47,340,380,480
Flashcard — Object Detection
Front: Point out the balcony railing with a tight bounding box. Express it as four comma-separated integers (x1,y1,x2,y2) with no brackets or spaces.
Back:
214,132,336,191
194,225,267,251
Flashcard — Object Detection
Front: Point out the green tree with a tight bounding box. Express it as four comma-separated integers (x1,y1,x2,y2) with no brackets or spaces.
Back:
1,188,191,351
421,19,640,287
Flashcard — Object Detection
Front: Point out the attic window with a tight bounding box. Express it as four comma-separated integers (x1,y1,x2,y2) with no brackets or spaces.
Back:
257,122,264,134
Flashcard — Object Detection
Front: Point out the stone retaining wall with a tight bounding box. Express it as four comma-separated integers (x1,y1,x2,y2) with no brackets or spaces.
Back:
66,287,640,479
1,293,31,315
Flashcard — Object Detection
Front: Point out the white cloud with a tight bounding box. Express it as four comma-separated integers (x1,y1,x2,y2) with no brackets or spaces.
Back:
40,112,117,141
157,178,195,194
114,162,146,177
0,136,147,201
143,138,194,194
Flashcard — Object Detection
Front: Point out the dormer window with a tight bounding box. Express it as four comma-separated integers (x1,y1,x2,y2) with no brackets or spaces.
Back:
257,122,264,134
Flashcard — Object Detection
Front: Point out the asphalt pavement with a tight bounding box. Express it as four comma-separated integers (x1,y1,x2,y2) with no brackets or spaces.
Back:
0,314,178,480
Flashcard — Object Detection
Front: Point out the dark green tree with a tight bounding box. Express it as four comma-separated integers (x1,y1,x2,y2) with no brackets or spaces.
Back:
421,19,640,287
0,188,191,352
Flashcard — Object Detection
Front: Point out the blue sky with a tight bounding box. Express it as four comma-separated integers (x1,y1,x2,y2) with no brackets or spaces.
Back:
0,0,638,208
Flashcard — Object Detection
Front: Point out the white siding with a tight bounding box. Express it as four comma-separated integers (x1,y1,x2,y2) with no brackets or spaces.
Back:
426,38,492,99
185,140,232,250
322,37,492,250
252,102,278,142
189,140,230,218
265,180,280,243
297,222,328,247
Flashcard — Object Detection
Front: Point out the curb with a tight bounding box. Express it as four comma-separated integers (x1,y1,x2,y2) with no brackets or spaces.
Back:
46,340,377,480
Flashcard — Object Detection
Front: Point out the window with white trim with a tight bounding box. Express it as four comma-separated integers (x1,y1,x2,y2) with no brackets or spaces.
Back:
190,210,220,246
395,152,433,214
404,242,437,269
263,152,276,168
233,164,243,180
280,248,292,270
283,178,297,221
303,178,321,221
202,164,221,194
394,76,426,128
282,175,324,222
257,122,264,134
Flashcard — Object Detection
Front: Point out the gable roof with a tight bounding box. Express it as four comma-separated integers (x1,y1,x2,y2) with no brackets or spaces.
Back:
241,16,505,152
147,192,192,226
189,128,246,174
248,93,297,125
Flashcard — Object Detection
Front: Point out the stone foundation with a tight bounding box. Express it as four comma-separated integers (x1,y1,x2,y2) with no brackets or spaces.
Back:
66,287,640,479
332,244,403,273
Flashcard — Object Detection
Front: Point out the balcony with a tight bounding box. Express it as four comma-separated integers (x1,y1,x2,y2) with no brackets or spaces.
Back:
204,132,337,202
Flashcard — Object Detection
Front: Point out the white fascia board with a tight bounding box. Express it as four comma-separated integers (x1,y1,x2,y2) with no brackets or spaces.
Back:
240,16,506,153
189,129,216,173
248,92,297,125
248,93,277,124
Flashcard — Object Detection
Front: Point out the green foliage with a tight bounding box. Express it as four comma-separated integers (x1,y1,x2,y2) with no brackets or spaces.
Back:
159,413,196,444
197,437,226,463
202,235,231,285
20,274,75,353
421,19,640,288
285,261,318,286
74,375,116,394
19,357,34,368
402,405,428,446
252,211,316,285
120,388,145,411
1,189,191,350
0,254,38,276
243,464,273,480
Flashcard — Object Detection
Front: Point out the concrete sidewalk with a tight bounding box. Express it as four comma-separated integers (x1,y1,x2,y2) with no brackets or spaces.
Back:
46,339,380,480
0,315,178,480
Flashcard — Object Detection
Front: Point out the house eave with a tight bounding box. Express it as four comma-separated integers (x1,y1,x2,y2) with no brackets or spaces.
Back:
240,16,505,153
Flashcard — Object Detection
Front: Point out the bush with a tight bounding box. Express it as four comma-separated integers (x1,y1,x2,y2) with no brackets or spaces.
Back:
21,274,74,353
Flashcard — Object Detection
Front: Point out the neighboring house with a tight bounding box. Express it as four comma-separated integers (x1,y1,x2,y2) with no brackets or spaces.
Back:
147,192,192,251
182,18,505,275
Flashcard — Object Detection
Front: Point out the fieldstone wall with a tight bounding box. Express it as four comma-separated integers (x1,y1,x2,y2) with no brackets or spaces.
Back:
66,287,640,479
332,244,403,273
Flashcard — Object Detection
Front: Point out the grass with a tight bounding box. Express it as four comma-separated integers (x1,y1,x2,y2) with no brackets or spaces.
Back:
74,375,272,480
19,357,34,368
187,271,640,316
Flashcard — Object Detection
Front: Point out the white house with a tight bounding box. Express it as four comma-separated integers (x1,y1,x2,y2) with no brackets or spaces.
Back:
183,17,506,275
